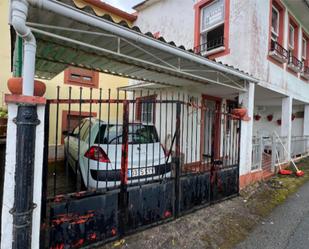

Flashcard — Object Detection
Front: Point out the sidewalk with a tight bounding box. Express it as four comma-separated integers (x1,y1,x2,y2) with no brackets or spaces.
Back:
235,180,309,249
100,158,309,249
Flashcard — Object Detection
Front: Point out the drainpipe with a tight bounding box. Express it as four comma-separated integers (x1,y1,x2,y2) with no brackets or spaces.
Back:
9,1,39,249
11,0,36,96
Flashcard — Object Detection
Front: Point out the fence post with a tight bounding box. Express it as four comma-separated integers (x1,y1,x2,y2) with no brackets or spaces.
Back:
271,134,276,172
174,102,181,218
39,101,50,248
119,100,129,235
258,136,263,170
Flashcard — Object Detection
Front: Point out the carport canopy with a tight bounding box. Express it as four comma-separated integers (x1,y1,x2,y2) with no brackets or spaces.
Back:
12,0,258,92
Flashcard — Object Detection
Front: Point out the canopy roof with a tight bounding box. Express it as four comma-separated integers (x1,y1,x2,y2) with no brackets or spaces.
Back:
12,0,258,92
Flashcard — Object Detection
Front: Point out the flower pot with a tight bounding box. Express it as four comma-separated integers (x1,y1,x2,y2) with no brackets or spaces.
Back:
267,115,273,121
277,119,282,126
7,77,46,96
254,114,261,121
231,108,247,118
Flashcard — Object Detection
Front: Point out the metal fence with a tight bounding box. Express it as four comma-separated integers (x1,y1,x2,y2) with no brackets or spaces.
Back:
291,136,309,158
251,137,262,171
251,135,288,172
41,86,241,249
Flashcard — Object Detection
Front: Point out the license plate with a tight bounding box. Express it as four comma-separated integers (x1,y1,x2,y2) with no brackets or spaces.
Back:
129,167,155,177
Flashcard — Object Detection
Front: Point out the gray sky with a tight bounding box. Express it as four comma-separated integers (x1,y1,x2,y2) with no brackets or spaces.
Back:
103,0,144,13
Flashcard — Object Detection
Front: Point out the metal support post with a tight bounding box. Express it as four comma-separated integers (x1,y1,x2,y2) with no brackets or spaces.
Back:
11,104,39,249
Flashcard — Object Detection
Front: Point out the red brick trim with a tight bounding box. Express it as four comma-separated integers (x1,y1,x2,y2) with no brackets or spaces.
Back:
64,67,99,88
135,95,157,123
5,94,46,105
200,94,222,160
267,0,286,68
288,13,299,57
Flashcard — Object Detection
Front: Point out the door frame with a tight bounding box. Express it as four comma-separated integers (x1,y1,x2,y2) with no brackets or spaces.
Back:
200,94,222,161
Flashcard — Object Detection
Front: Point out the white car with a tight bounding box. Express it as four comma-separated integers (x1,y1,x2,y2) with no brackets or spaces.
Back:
64,118,171,189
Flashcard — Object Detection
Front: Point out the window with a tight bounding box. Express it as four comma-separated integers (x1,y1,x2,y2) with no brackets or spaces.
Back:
64,67,99,88
289,24,295,49
96,124,159,144
271,6,279,41
136,95,156,123
80,120,91,141
302,38,307,60
199,0,225,53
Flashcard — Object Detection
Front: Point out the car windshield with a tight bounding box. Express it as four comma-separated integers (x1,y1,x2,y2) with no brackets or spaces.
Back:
95,124,159,144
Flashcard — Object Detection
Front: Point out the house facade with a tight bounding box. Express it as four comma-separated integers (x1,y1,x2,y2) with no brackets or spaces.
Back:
2,0,295,248
131,0,309,187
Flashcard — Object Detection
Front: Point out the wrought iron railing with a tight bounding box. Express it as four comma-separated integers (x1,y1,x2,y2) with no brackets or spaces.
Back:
302,65,309,75
288,54,303,70
270,40,289,60
194,36,224,55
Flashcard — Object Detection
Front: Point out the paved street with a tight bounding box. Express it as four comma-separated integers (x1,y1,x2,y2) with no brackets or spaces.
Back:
235,181,309,249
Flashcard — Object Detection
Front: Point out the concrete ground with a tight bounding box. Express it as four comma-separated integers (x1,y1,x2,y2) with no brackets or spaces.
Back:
235,181,309,249
99,158,309,249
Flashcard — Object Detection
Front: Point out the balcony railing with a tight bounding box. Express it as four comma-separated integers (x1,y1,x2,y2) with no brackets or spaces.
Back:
269,40,289,63
301,65,309,80
288,54,303,73
194,36,224,55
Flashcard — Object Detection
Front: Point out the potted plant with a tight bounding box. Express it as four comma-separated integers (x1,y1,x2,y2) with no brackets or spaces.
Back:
254,114,261,121
231,103,247,119
7,77,46,96
0,107,8,137
267,114,273,121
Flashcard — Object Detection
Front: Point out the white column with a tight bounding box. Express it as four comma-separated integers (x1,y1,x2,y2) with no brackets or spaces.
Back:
31,105,45,249
0,103,45,249
239,82,255,176
304,105,309,136
281,96,292,161
303,105,309,152
1,104,17,249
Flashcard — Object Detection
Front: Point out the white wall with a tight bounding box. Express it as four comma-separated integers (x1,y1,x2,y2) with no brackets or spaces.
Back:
220,0,309,104
133,0,309,103
133,0,195,50
253,105,304,137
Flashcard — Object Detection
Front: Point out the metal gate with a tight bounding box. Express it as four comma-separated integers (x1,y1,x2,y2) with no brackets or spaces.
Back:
40,87,241,248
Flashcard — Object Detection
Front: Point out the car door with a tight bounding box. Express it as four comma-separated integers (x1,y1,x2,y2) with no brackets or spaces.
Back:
65,119,87,171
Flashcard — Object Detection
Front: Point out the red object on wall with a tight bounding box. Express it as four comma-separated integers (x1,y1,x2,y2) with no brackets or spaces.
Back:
231,108,247,118
267,114,273,121
254,114,261,121
277,119,282,126
7,77,46,96
64,67,99,88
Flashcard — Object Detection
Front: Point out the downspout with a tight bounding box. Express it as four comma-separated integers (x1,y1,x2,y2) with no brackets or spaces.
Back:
11,0,36,96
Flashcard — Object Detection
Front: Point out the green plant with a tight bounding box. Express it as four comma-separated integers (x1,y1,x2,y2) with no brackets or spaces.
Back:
0,107,8,118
